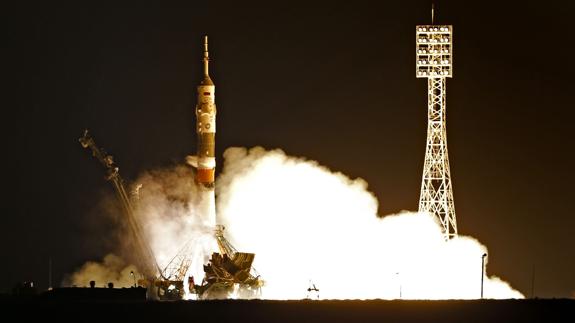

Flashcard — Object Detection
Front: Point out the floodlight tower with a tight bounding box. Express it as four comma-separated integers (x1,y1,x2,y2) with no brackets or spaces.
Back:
416,18,458,240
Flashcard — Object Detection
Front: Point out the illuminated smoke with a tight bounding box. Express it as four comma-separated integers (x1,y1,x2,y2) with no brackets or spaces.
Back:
67,254,140,288
217,147,523,299
70,147,523,300
134,165,216,271
68,166,217,289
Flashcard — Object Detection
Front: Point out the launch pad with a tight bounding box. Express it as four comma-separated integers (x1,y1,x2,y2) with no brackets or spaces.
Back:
80,130,262,300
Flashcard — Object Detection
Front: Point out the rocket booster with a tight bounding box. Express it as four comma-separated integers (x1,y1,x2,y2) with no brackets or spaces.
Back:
194,36,217,188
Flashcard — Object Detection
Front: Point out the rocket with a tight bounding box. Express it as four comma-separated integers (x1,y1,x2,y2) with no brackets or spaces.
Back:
187,36,217,189
181,37,261,294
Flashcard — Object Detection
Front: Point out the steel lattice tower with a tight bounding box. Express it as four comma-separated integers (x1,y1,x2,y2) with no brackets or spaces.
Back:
416,24,457,240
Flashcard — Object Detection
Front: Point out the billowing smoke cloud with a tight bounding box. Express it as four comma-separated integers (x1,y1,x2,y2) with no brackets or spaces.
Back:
70,146,523,299
134,165,215,271
66,254,140,288
67,165,216,288
217,147,523,299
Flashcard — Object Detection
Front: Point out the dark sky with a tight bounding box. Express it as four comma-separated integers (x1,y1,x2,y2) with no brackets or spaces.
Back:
4,1,574,297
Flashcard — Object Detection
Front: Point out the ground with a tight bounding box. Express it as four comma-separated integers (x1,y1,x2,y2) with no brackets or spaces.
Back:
0,297,573,322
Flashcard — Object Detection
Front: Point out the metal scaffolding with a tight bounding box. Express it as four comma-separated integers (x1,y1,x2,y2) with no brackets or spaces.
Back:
79,130,161,278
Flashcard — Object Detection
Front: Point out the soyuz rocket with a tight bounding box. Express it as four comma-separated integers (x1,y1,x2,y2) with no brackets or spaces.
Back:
187,36,217,227
182,37,261,293
195,35,216,188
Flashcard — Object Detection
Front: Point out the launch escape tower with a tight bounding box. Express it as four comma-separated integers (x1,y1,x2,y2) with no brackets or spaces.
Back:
416,13,458,240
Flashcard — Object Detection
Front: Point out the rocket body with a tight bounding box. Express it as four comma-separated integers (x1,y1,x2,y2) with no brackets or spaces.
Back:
183,36,218,229
196,81,216,187
195,36,217,189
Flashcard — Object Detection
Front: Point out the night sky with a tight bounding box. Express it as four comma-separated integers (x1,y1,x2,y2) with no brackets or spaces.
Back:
4,1,574,298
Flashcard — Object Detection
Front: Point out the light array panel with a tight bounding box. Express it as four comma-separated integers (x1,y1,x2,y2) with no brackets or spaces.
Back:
416,25,452,78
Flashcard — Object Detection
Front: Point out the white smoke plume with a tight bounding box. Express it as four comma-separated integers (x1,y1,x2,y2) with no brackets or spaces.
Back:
134,165,215,271
67,165,217,288
67,254,140,288
216,147,523,299
71,146,523,299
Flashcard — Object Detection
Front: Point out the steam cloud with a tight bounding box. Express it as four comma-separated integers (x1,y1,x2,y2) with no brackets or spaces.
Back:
71,146,523,299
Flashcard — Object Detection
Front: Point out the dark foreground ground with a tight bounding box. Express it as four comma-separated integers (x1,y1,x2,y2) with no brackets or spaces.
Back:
1,297,573,323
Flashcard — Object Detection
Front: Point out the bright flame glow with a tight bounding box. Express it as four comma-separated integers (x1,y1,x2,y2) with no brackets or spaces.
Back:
217,147,523,299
